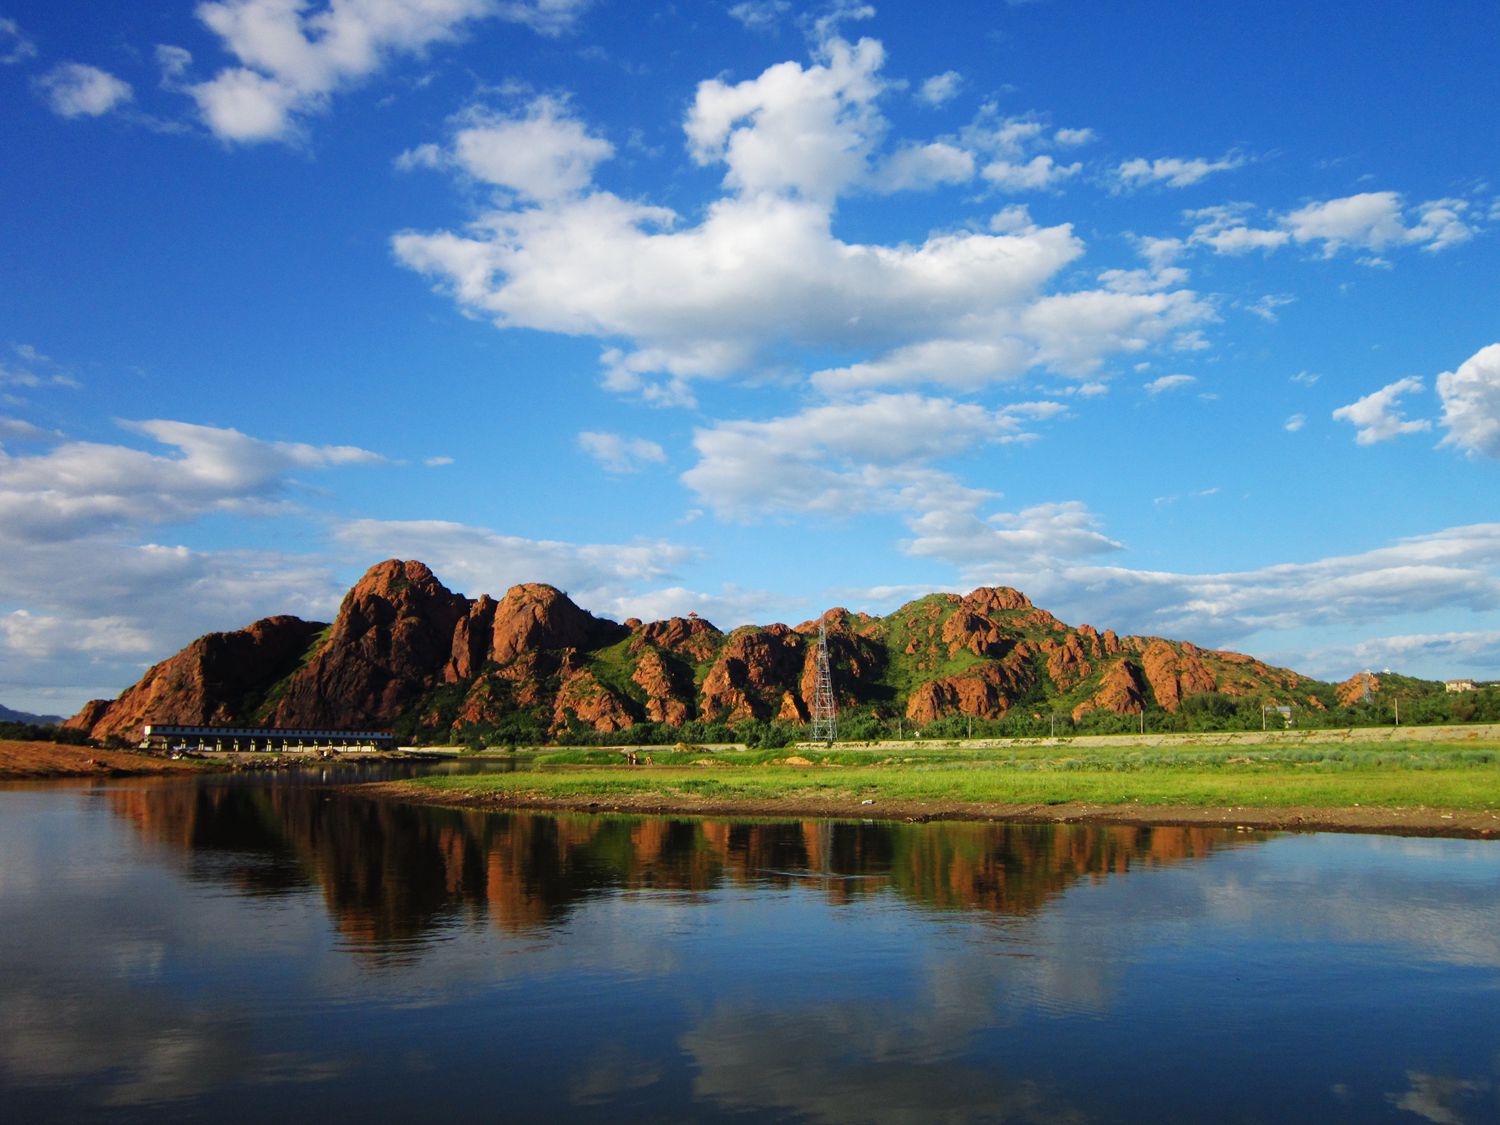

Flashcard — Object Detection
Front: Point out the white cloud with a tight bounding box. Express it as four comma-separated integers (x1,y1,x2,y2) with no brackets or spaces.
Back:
185,0,587,143
395,37,1210,402
577,431,667,473
872,141,974,191
916,69,962,107
401,96,613,202
0,419,382,541
685,35,885,203
1284,413,1306,433
1053,127,1095,146
1282,192,1413,254
1115,153,1244,190
0,417,57,441
1135,235,1184,271
155,44,194,84
1144,373,1195,395
905,499,1123,569
1247,293,1294,322
0,17,37,65
1190,192,1477,260
1295,630,1500,681
981,154,1080,192
1436,343,1500,458
36,63,134,118
423,455,454,466
682,393,1064,530
0,537,351,711
727,1,791,32
1332,376,1432,445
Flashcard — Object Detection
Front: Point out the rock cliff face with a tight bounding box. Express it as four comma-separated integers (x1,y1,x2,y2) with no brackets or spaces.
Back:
271,560,467,728
69,559,1323,742
65,615,327,743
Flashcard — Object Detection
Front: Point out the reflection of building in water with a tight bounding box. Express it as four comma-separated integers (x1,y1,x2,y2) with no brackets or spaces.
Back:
107,783,1266,956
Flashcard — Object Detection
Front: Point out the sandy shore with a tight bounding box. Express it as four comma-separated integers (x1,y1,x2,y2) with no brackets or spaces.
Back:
0,739,203,779
357,779,1500,839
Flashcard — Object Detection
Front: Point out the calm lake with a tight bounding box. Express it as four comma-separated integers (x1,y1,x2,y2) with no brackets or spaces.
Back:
1,765,1497,1123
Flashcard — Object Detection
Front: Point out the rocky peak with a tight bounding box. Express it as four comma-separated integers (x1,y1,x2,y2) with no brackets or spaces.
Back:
490,583,626,666
961,586,1034,614
629,615,723,662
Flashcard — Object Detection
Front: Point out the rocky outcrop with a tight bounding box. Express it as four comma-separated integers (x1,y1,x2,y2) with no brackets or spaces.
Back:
66,567,1328,742
906,666,1011,723
271,560,467,728
700,626,806,722
1072,659,1147,720
66,616,326,742
631,649,692,725
490,583,626,666
552,669,635,734
629,616,722,663
1138,639,1218,711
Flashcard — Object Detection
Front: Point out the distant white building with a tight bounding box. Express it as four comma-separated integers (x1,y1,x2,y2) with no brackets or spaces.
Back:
1445,680,1478,693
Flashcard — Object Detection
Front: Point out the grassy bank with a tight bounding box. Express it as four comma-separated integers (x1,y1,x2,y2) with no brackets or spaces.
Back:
411,737,1500,813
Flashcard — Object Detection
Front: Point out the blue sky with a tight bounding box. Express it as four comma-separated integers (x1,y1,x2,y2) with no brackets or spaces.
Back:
1,0,1497,714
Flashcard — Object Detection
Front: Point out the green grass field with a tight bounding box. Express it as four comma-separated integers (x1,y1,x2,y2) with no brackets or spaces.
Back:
417,739,1500,811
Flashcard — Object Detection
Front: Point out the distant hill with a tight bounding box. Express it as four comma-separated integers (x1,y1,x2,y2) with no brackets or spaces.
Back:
65,559,1353,744
0,703,63,726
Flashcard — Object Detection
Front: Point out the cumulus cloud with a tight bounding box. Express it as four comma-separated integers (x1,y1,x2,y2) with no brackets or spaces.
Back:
681,394,1061,520
906,499,1123,570
394,38,1208,402
981,154,1080,192
398,96,613,201
1284,413,1306,433
916,69,962,106
1435,343,1500,458
577,431,667,473
36,63,134,118
872,141,974,191
1144,373,1195,394
1332,376,1432,445
183,0,587,143
1115,153,1244,190
1053,126,1095,146
1189,192,1477,259
685,35,886,203
0,419,381,542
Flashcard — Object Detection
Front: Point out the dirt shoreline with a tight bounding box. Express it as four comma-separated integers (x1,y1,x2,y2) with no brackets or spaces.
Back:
0,740,203,779
356,779,1500,839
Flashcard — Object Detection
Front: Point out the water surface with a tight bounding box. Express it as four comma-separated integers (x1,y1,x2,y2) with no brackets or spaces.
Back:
1,767,1496,1122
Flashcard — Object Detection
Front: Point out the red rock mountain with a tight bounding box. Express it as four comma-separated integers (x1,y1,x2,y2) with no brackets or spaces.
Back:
69,559,1322,742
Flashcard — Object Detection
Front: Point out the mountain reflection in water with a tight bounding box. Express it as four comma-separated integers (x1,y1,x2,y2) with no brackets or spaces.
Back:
103,778,1260,952
3,772,1498,1123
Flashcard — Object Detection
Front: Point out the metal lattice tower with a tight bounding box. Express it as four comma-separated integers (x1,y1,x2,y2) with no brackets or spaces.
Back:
810,622,837,744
